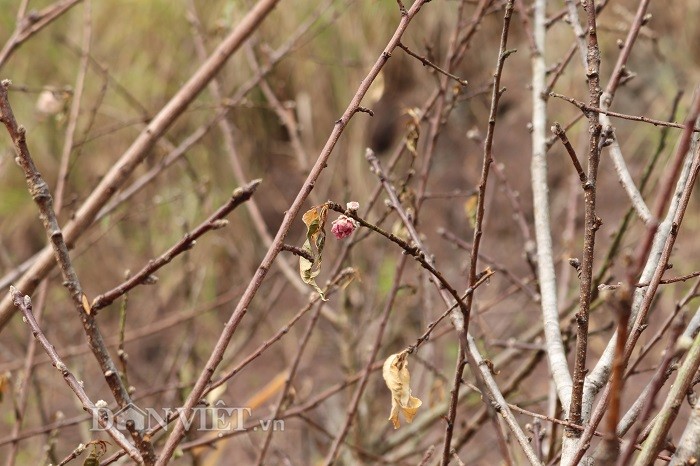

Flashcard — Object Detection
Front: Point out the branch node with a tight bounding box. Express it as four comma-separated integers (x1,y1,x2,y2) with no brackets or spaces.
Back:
396,0,407,16
502,48,517,59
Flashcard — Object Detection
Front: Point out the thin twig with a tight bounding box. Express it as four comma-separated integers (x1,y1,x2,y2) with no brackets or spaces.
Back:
599,271,700,290
4,282,48,466
155,3,431,461
280,243,314,262
549,91,700,131
8,287,143,464
90,180,259,311
551,122,586,184
397,42,468,87
0,0,83,68
0,79,156,464
544,43,577,96
54,0,92,215
441,2,520,461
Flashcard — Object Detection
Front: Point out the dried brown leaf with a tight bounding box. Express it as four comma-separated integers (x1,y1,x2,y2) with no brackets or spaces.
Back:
382,350,422,429
299,204,329,299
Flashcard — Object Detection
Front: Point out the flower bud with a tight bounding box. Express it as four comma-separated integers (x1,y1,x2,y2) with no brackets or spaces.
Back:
331,215,357,240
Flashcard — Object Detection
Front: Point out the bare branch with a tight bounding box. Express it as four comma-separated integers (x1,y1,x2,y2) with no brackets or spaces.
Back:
0,0,284,330
8,287,143,464
155,2,432,461
531,0,573,420
91,180,260,311
549,91,700,131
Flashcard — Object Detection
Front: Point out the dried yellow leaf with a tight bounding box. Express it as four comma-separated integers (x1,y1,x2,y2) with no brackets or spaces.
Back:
382,350,422,429
0,371,10,402
404,108,421,157
299,204,329,299
464,193,478,229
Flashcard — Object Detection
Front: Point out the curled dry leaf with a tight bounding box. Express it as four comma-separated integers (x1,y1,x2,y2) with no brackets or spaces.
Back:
382,350,422,429
299,203,329,299
404,107,421,157
83,439,109,466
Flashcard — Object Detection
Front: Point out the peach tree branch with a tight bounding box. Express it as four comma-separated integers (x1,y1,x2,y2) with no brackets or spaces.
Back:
90,180,259,311
0,79,156,464
155,2,432,462
8,287,143,464
0,0,283,330
531,0,574,425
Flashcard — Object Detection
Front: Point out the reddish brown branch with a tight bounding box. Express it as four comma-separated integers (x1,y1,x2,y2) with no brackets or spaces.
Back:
569,0,602,435
8,287,143,463
90,181,259,311
0,0,83,68
552,122,586,184
397,42,468,86
0,79,156,464
549,92,700,132
155,2,431,461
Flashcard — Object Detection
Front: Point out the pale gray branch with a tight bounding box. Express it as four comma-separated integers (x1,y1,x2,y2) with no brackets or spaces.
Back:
600,93,652,224
669,397,700,465
583,136,698,414
531,0,573,415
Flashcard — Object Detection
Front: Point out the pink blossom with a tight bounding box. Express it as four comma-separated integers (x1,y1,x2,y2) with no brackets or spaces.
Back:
346,201,360,212
331,215,357,240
